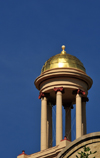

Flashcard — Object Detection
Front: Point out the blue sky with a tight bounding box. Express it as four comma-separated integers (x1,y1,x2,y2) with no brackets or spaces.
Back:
0,0,100,157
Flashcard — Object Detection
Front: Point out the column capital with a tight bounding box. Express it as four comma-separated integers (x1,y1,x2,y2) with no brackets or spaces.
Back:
73,89,85,95
54,87,64,93
38,92,45,99
82,97,89,102
38,92,49,99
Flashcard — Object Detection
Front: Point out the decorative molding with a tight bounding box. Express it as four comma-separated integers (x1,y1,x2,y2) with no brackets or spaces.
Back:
38,92,49,99
38,92,45,99
61,136,71,142
18,150,27,156
54,87,64,93
73,89,85,95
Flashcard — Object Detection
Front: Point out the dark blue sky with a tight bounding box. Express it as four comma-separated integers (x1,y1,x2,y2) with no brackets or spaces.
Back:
0,1,100,157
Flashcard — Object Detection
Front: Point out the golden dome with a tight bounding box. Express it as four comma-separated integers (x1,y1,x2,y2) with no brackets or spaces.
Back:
41,45,86,73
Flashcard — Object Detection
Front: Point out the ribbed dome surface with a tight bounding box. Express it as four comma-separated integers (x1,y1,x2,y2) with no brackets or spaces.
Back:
41,46,86,74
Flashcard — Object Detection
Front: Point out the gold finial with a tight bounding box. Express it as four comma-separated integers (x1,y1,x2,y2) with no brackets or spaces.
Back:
61,45,66,54
62,45,65,50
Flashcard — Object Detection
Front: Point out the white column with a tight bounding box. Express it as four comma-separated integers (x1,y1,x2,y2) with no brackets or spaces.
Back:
82,101,86,135
41,97,47,150
65,105,71,141
47,102,52,148
76,93,82,139
56,91,63,145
